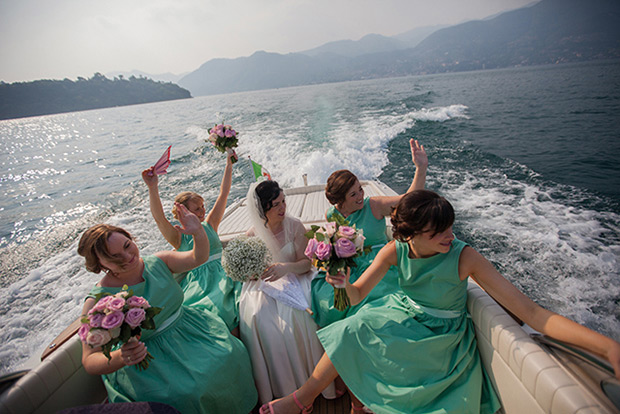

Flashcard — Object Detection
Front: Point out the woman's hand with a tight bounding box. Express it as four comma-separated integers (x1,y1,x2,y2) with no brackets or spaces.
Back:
410,139,428,169
141,167,158,188
326,268,350,288
119,339,148,366
261,263,288,282
226,149,237,165
174,203,202,235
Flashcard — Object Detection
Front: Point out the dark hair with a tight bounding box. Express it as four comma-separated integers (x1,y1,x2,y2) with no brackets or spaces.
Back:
390,190,455,242
77,224,133,274
325,170,358,206
255,180,283,220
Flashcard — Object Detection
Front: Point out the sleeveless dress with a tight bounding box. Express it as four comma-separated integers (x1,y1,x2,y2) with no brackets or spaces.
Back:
87,255,257,414
311,197,401,327
178,222,241,331
238,217,336,404
317,239,501,414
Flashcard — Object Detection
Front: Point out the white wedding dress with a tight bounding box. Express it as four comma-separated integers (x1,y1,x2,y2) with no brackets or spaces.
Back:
239,216,336,404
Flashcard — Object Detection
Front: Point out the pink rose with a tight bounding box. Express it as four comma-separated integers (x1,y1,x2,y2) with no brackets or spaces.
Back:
106,297,125,312
114,291,128,298
354,233,365,250
101,311,124,329
125,308,146,328
315,241,332,261
304,238,319,259
78,323,90,342
86,329,112,348
127,296,150,309
334,238,357,258
225,129,234,138
338,226,356,239
89,312,104,328
92,295,113,312
324,222,336,237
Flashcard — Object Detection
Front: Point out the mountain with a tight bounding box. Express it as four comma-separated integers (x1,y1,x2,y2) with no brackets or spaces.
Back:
299,34,409,58
0,73,192,120
178,0,620,96
392,24,450,47
106,70,188,84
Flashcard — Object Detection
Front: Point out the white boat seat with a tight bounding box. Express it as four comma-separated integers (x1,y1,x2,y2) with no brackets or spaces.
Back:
467,281,617,414
0,336,107,414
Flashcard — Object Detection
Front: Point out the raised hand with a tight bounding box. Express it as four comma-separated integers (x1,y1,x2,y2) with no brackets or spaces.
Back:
174,203,202,235
141,167,158,188
410,139,428,169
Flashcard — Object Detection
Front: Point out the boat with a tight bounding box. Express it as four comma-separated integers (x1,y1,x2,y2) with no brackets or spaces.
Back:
1,180,618,413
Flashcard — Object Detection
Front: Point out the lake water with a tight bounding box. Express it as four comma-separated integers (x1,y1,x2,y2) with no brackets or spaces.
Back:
1,59,619,375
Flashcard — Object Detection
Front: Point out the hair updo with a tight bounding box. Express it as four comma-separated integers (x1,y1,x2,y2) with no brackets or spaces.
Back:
77,224,133,274
172,191,204,220
390,190,455,242
255,180,283,220
325,170,358,206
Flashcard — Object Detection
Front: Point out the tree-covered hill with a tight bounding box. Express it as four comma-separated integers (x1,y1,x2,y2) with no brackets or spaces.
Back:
0,73,192,120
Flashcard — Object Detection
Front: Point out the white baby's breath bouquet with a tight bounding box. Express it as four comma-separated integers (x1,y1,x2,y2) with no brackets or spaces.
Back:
222,235,272,282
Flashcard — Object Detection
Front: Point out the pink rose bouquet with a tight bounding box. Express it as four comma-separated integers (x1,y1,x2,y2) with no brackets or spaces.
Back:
79,287,162,370
206,123,239,163
304,216,370,311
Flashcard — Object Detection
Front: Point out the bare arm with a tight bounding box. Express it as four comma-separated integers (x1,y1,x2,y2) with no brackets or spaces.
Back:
328,241,397,305
155,203,209,273
81,298,148,375
369,139,428,218
206,152,234,233
462,246,620,379
142,167,182,249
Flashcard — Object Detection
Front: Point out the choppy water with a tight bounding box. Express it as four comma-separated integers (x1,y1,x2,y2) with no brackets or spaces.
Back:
1,59,619,375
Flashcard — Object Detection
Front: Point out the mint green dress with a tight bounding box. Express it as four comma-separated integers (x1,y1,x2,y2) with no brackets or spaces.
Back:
178,222,241,330
87,256,257,414
317,239,501,414
310,197,401,327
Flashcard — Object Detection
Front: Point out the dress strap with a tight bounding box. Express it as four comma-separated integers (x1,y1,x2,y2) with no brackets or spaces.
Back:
406,297,462,319
370,243,386,250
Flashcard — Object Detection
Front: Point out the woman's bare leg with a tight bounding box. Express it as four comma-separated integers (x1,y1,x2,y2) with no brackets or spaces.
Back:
260,353,339,414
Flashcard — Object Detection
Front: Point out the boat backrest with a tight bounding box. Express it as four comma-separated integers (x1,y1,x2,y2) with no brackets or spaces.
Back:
0,336,107,414
467,281,616,414
219,181,395,244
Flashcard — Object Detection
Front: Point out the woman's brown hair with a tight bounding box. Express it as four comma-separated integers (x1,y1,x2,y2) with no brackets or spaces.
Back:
172,191,204,220
325,170,358,206
390,190,455,242
77,224,133,274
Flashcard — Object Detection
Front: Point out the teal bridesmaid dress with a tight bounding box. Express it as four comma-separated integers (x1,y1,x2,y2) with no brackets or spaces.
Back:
317,239,501,414
310,197,401,327
88,256,257,414
178,222,241,331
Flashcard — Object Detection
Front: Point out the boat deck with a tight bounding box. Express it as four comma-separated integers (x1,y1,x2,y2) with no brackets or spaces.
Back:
218,181,397,243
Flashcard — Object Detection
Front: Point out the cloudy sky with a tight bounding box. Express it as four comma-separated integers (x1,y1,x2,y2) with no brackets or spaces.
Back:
0,0,536,83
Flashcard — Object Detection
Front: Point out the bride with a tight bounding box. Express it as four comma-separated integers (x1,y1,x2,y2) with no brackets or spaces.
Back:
239,180,336,405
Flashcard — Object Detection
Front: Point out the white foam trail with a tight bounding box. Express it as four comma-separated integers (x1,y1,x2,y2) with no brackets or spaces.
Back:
435,166,620,339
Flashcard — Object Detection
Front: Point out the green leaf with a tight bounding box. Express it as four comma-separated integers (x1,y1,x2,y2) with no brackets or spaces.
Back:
119,324,132,343
304,230,315,239
315,232,325,242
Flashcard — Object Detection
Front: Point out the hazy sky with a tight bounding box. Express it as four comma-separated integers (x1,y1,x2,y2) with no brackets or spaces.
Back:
0,0,536,83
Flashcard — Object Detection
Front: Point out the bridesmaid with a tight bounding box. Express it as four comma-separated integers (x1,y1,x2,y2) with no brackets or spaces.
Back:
261,190,620,414
142,151,241,334
78,204,257,413
311,139,428,328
